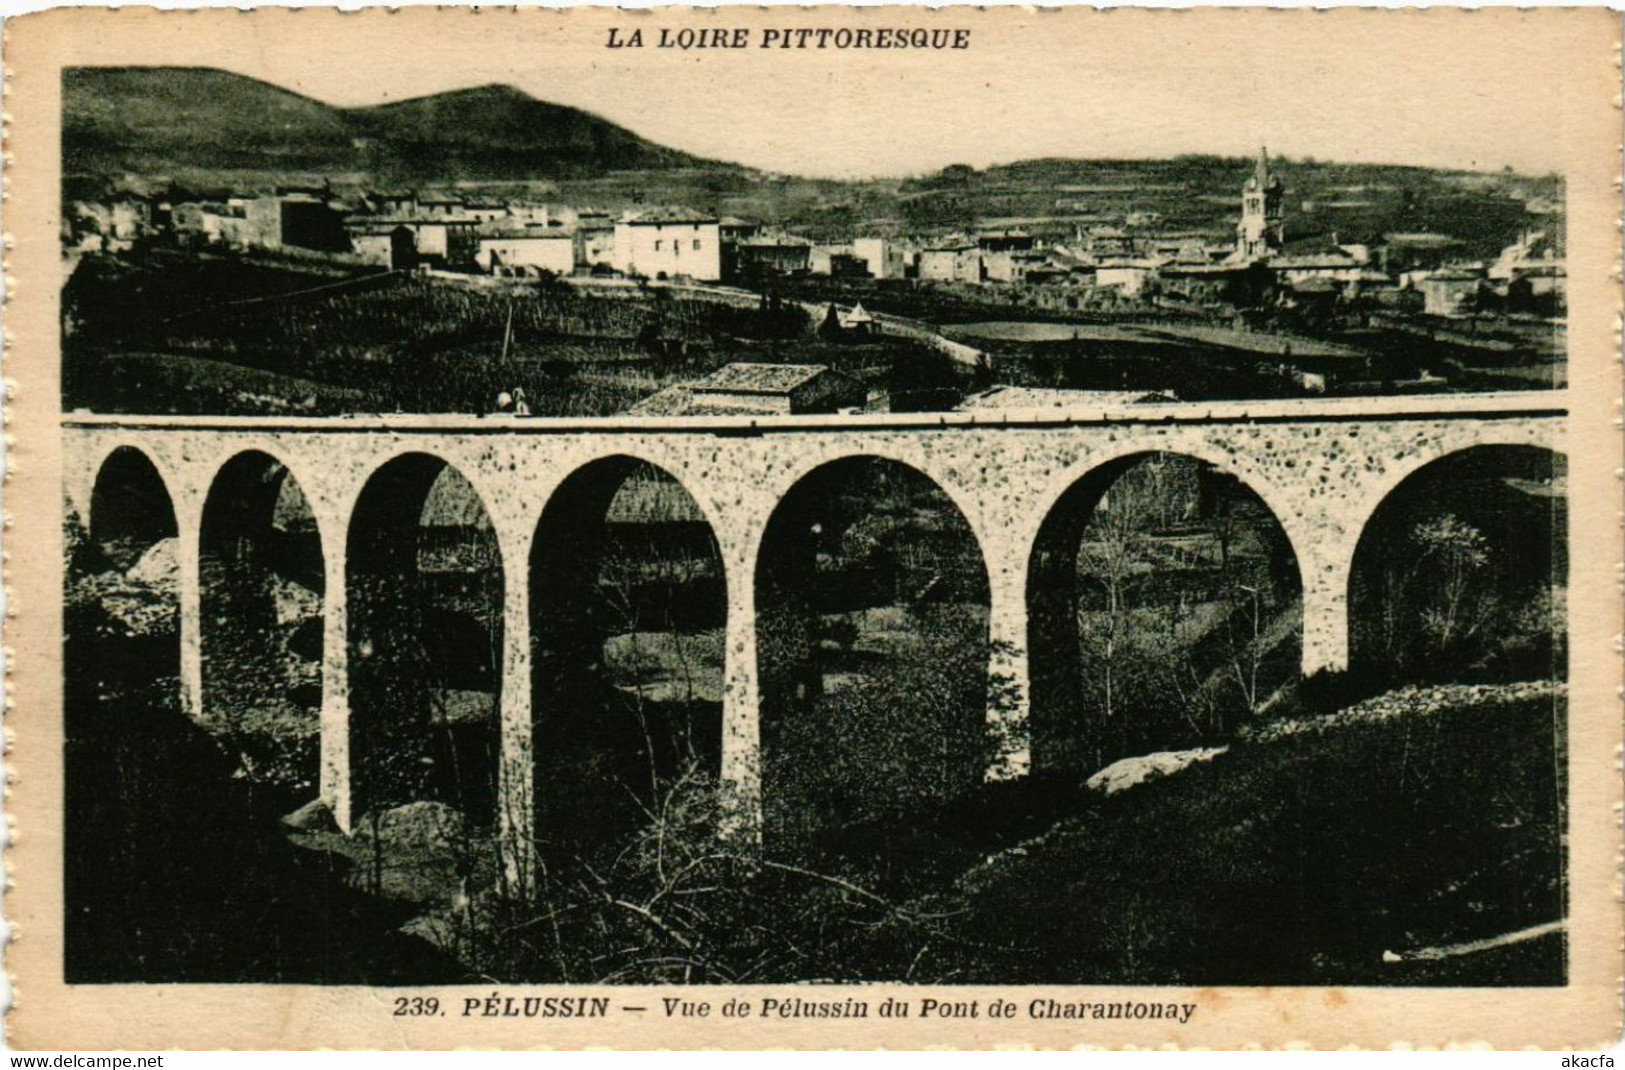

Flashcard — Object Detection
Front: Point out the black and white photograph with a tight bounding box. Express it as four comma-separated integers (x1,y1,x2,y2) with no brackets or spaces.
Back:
9,4,1618,1051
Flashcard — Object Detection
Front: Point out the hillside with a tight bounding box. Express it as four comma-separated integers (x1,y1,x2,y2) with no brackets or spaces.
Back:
62,67,736,193
63,68,357,182
863,681,1567,985
347,84,708,182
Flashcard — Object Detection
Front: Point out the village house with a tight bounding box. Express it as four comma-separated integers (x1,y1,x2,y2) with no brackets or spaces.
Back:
1142,238,1198,264
612,207,722,281
349,223,417,271
1420,267,1484,317
67,197,154,251
1095,258,1167,297
850,237,908,280
504,203,552,227
717,217,760,281
919,240,982,283
984,249,1054,285
732,233,814,281
1160,262,1269,306
473,223,576,276
345,214,481,267
1080,226,1133,259
369,191,419,216
171,199,254,248
174,191,348,254
1503,263,1566,315
809,243,845,275
260,191,350,253
977,228,1036,253
1269,252,1367,287
463,200,510,224
414,194,468,220
1487,229,1565,310
1281,276,1343,317
575,212,617,269
831,253,871,278
719,217,760,242
1380,232,1463,274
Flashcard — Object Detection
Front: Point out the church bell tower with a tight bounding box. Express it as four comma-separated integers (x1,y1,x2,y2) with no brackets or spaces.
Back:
1236,147,1285,261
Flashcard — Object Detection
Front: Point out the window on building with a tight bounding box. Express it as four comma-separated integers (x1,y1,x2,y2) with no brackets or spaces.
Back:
693,239,702,251
655,240,664,251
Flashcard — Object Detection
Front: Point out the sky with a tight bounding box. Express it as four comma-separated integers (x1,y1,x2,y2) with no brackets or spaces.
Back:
54,7,1604,179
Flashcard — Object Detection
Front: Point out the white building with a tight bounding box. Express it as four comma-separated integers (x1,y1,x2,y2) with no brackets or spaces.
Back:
1095,258,1165,297
851,237,907,280
475,225,576,275
612,207,722,281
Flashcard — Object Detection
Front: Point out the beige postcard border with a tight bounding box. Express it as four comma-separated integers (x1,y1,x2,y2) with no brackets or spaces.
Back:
2,6,1620,1049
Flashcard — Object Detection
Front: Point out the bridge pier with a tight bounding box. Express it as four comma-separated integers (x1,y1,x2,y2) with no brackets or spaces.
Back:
985,565,1032,780
718,537,764,844
1300,540,1354,677
316,512,354,832
497,544,537,899
176,510,204,721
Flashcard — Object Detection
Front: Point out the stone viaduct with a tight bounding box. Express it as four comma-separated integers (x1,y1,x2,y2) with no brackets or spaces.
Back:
63,392,1565,894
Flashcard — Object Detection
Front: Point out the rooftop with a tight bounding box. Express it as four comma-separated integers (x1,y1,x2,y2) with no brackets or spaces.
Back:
739,232,814,248
475,221,574,239
1384,232,1462,247
1290,277,1342,294
1270,254,1363,270
622,206,718,226
693,362,835,395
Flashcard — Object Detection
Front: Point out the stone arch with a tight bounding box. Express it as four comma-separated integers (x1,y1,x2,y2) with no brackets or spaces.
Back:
768,443,986,548
86,445,179,570
754,454,993,852
1348,443,1566,689
346,452,505,826
199,450,326,795
1017,438,1312,593
71,445,184,719
529,454,727,852
1026,449,1304,778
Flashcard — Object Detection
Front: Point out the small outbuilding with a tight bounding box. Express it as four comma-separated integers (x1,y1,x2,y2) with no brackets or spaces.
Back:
689,362,867,415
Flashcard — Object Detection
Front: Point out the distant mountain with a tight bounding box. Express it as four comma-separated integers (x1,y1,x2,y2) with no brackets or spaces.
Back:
346,84,709,182
62,67,735,190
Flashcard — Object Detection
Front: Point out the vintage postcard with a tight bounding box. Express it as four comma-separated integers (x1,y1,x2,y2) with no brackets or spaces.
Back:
2,5,1620,1050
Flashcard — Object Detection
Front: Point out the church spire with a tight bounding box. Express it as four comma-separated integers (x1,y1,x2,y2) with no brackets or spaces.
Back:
1255,145,1271,187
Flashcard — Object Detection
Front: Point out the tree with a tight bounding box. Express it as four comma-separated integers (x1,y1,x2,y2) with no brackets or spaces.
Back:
1410,514,1497,657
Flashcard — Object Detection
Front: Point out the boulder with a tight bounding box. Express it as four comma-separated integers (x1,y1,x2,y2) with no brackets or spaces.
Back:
273,578,322,626
1085,746,1228,797
281,797,338,833
126,537,180,588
